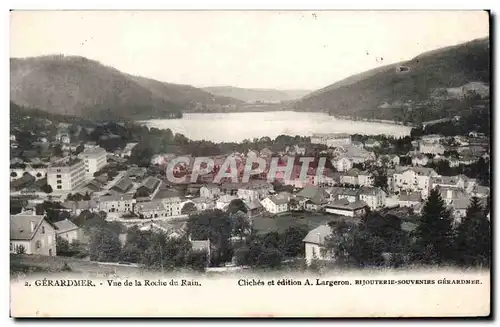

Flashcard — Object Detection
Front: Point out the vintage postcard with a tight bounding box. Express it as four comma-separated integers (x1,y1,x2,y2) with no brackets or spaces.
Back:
9,10,491,317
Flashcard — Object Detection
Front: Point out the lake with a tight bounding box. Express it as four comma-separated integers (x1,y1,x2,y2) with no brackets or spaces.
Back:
140,111,412,143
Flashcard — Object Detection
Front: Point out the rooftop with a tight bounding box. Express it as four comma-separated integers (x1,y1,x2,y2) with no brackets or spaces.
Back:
99,194,134,202
54,219,80,233
50,157,83,168
10,214,45,240
302,224,333,245
80,147,107,158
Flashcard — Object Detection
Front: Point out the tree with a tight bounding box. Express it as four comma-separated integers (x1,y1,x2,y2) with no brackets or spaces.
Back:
280,225,309,258
187,209,233,266
75,143,85,154
187,250,209,272
413,189,454,265
373,172,388,191
181,202,197,215
454,197,491,267
52,144,64,157
235,231,283,269
56,236,70,255
88,227,122,262
227,199,247,214
231,211,251,240
41,184,53,194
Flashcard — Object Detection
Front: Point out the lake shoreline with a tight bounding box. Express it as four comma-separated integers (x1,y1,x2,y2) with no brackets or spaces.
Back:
138,111,412,143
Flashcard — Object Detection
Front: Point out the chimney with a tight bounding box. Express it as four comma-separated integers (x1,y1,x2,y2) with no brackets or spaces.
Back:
30,221,36,233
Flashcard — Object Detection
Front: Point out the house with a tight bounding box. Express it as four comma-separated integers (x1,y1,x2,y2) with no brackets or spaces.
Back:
329,187,359,203
126,167,147,180
10,212,57,256
364,138,381,148
136,200,168,219
377,154,400,167
303,224,334,265
216,194,239,211
398,191,422,208
61,200,98,216
110,177,134,194
332,156,353,172
421,134,444,144
340,168,361,186
295,186,329,211
325,199,367,217
190,197,215,212
419,142,445,155
437,186,468,205
199,184,221,200
430,175,475,192
358,187,386,210
220,183,240,196
411,153,429,166
98,194,135,213
237,181,273,201
392,167,438,199
358,171,374,187
332,145,375,165
260,195,289,214
317,170,340,187
54,219,84,244
448,197,471,224
311,133,352,148
162,197,182,217
352,141,364,149
136,177,161,197
243,199,265,218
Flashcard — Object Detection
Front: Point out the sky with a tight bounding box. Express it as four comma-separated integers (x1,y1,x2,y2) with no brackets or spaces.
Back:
10,11,489,90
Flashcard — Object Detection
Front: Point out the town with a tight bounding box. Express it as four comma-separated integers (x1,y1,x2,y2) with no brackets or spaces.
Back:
10,106,491,274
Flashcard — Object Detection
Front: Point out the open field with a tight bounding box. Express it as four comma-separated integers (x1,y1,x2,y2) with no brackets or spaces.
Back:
251,212,353,234
10,254,143,278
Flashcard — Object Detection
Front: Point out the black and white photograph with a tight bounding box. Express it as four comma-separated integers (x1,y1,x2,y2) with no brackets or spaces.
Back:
8,10,491,317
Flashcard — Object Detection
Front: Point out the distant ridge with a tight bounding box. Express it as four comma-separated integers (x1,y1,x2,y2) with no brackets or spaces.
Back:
10,55,244,120
291,37,490,124
202,86,311,103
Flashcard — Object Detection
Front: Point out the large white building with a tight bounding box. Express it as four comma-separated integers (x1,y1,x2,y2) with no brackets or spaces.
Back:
332,156,353,172
47,157,86,191
419,142,445,155
392,167,439,199
98,194,136,213
260,195,289,214
358,187,386,210
311,133,352,148
79,147,107,180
